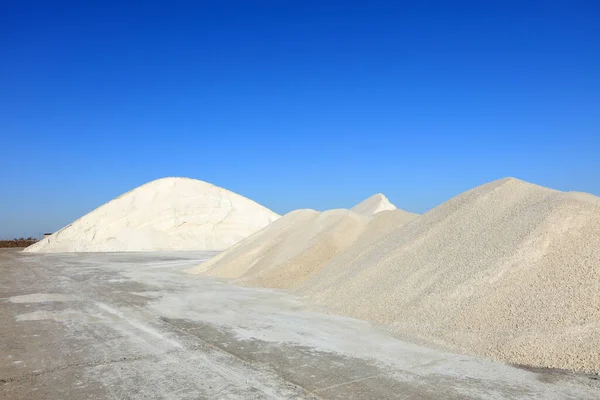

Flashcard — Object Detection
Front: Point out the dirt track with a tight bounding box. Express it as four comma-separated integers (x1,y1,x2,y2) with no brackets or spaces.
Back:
1,248,599,399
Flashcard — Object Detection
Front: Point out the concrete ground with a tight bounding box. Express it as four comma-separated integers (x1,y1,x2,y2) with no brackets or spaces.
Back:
1,248,599,399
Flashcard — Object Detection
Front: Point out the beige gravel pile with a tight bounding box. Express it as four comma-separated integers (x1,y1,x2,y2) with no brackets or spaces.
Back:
293,208,419,294
190,193,417,289
191,208,371,288
298,178,600,373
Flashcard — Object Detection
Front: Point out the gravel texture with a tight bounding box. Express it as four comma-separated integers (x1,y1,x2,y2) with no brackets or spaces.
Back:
299,178,600,374
192,177,600,374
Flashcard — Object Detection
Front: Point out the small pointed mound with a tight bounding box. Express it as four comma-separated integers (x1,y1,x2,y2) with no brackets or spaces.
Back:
351,193,396,216
25,177,280,252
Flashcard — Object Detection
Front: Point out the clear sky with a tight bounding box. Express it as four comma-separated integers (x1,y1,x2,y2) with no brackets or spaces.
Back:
1,1,599,238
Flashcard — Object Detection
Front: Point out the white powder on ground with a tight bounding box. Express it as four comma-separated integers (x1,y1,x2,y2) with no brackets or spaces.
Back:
25,177,279,252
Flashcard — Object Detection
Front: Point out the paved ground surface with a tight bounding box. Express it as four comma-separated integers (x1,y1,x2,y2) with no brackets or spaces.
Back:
1,248,599,399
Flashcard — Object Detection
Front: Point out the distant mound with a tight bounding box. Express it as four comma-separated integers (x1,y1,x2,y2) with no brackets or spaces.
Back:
351,193,396,216
298,178,600,373
25,177,280,252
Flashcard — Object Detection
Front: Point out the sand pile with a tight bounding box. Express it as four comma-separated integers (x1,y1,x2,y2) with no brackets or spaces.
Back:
294,208,419,292
298,178,600,373
25,177,280,252
351,193,396,216
191,208,371,288
191,193,415,289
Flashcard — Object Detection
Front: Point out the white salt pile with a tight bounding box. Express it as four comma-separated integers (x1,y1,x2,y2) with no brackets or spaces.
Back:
351,193,396,216
298,178,600,374
294,208,418,292
191,193,415,289
192,177,600,373
25,177,279,252
191,209,370,288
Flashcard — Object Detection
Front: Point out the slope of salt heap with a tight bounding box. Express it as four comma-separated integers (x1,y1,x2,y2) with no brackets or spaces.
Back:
298,178,600,373
25,177,280,252
294,208,419,292
190,209,321,279
190,208,371,289
351,193,396,216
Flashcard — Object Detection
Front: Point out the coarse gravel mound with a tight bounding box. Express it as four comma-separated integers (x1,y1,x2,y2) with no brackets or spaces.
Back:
25,177,280,252
298,178,600,374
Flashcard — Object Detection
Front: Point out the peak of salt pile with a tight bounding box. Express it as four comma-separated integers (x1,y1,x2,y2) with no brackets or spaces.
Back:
25,177,279,252
351,193,396,216
299,177,600,373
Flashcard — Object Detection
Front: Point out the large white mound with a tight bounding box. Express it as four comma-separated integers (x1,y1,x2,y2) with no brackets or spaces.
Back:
299,178,600,373
25,177,280,252
351,193,396,216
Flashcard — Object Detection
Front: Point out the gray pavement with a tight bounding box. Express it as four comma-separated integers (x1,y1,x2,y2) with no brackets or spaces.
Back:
1,248,599,399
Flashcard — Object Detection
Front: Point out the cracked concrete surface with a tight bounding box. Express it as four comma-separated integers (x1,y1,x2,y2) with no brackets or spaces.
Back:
1,248,599,399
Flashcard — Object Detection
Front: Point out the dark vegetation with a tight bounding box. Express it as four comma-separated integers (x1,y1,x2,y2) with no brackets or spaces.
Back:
0,237,38,248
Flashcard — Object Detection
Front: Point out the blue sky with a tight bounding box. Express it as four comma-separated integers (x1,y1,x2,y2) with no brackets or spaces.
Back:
1,1,599,237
